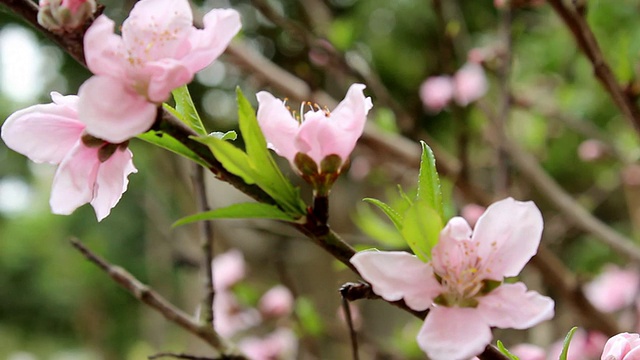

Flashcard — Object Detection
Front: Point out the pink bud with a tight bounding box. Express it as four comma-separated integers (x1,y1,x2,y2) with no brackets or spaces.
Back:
212,249,246,291
419,76,454,113
453,63,488,106
578,139,607,162
601,333,640,360
259,285,294,318
38,0,97,32
461,204,486,228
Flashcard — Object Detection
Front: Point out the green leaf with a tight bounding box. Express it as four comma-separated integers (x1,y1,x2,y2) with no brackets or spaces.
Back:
137,130,209,168
558,327,578,360
171,85,207,136
173,202,296,227
194,135,256,185
416,141,444,221
363,198,404,231
295,297,325,336
209,131,237,141
496,340,519,360
353,203,406,248
401,201,443,261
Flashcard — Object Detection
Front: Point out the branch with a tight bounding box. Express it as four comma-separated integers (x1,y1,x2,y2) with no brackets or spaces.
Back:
192,164,215,327
547,0,640,135
69,238,244,358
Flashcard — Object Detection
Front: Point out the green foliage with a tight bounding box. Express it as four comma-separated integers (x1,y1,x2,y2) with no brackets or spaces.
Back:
401,201,443,261
416,141,444,221
496,340,520,360
171,85,207,136
173,202,297,227
194,88,306,217
559,327,579,360
137,130,209,168
295,297,325,337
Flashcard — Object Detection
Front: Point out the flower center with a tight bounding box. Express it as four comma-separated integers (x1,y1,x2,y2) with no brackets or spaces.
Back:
285,99,331,124
433,255,501,308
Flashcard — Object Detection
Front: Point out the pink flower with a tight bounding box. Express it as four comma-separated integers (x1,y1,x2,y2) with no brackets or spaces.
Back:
453,62,488,106
578,139,608,162
212,249,246,291
38,0,97,32
350,198,555,360
256,84,372,171
1,92,136,221
510,344,545,360
238,328,297,360
259,285,294,319
584,265,640,313
601,333,640,360
78,0,241,143
419,76,454,113
460,203,486,228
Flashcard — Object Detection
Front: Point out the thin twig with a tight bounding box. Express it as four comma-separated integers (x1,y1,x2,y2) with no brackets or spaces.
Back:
341,295,360,360
546,0,640,134
69,238,244,358
192,164,215,327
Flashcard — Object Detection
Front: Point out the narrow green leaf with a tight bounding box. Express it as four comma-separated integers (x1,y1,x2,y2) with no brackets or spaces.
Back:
173,202,296,227
558,327,578,360
401,201,443,261
496,340,519,360
235,88,305,215
172,85,207,136
353,204,406,248
194,135,255,185
416,141,444,220
363,198,404,231
137,130,209,168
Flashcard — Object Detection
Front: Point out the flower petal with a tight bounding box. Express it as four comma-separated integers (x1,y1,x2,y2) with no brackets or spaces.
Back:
256,91,300,163
431,217,473,274
2,93,83,164
473,197,543,278
477,282,554,329
417,306,492,360
78,76,157,143
83,15,127,78
49,142,100,216
350,250,440,311
90,147,137,221
143,59,192,103
182,8,242,72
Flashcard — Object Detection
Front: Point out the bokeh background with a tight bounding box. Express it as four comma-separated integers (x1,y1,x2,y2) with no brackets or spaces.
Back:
1,0,640,359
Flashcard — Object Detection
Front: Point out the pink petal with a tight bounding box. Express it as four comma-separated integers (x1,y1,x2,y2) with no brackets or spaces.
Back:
453,62,488,106
420,76,454,113
83,15,127,79
90,147,137,221
473,197,543,279
78,76,157,143
182,9,242,72
2,92,83,164
601,333,640,360
417,306,492,360
584,265,640,313
431,217,473,274
259,285,294,318
212,249,246,290
350,250,441,311
510,344,546,360
49,142,100,216
142,59,192,102
477,282,554,329
256,91,300,163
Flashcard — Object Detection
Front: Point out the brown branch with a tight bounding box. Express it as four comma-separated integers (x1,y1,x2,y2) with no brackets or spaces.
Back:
192,164,215,327
547,0,640,135
69,238,244,358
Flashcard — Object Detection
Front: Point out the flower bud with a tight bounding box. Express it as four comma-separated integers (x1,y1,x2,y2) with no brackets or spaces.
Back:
37,0,97,33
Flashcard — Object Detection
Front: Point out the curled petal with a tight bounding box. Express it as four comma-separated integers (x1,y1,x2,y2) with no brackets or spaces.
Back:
256,91,300,163
350,250,440,311
477,282,554,329
143,59,192,103
473,197,543,278
183,9,242,71
90,147,137,221
418,306,492,360
50,142,100,216
79,76,157,143
2,92,84,164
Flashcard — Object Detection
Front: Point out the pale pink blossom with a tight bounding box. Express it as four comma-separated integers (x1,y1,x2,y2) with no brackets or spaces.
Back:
259,285,294,319
578,139,608,162
350,198,554,360
1,92,136,221
601,333,640,360
238,328,297,360
453,62,488,106
212,249,246,291
419,76,454,113
460,203,486,228
511,344,545,360
584,265,640,313
78,0,241,143
256,83,372,170
214,291,260,337
38,0,97,32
